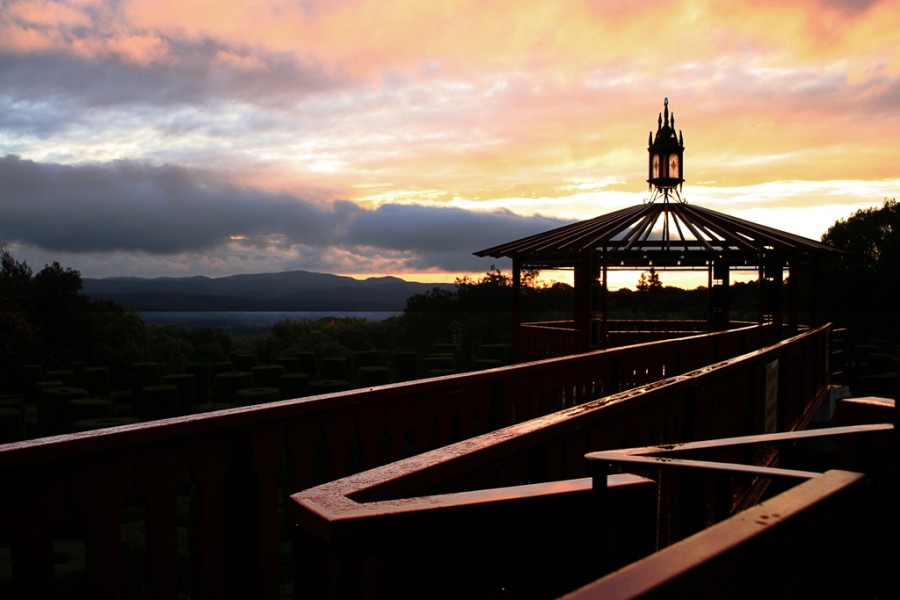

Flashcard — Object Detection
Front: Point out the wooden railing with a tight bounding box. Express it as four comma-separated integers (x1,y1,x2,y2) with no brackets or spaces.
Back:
518,319,727,361
0,323,786,598
295,475,659,599
606,319,711,332
607,319,715,348
573,421,896,599
569,469,871,599
518,320,583,360
290,324,833,597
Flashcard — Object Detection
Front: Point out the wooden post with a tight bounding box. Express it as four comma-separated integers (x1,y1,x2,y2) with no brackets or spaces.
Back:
787,257,800,334
810,255,825,327
601,261,609,346
771,255,784,328
574,252,592,352
710,259,730,331
590,258,609,348
757,258,767,325
512,259,522,362
589,460,610,575
708,260,714,328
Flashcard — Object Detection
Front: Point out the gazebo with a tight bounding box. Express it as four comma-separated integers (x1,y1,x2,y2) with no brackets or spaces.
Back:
475,99,841,358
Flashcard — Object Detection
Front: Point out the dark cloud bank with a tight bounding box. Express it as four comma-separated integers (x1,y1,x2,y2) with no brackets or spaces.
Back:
0,154,570,274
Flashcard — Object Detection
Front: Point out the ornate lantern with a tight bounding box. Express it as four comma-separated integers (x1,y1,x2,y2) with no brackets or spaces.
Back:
647,97,684,199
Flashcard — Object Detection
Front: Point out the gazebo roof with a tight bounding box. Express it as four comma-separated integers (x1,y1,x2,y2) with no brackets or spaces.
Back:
475,200,840,269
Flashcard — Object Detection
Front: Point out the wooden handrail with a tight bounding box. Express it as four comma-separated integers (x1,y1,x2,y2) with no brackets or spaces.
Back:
574,421,896,598
296,475,657,598
289,325,834,597
0,322,811,597
565,469,870,600
517,319,724,361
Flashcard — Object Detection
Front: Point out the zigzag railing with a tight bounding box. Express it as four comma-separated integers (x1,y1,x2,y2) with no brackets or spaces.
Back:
290,324,834,597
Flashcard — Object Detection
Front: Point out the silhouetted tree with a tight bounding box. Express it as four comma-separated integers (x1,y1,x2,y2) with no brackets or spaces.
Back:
636,270,663,292
822,198,899,281
821,198,900,340
30,261,93,363
401,267,574,357
0,244,149,370
1,244,36,361
455,267,513,311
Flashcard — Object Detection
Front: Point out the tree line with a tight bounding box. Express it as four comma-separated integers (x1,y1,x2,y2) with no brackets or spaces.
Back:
1,197,897,385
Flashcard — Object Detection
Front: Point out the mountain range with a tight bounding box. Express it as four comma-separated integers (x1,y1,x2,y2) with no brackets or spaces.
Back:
82,270,455,311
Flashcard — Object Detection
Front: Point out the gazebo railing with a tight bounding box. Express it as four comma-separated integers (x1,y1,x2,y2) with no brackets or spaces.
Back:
518,319,755,361
290,324,833,597
518,320,583,360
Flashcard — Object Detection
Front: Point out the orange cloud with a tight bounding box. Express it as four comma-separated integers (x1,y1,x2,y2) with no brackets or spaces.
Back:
6,0,90,29
3,0,898,250
6,0,897,82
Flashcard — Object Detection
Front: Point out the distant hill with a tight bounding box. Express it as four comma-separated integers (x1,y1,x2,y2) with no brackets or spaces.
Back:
82,270,455,311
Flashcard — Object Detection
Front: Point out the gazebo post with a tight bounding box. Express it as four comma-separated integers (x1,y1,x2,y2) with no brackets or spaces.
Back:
810,256,825,327
771,255,785,328
574,252,593,352
758,252,785,328
709,258,730,331
787,257,800,334
598,260,609,347
757,260,766,325
588,254,609,348
512,259,522,360
708,261,713,327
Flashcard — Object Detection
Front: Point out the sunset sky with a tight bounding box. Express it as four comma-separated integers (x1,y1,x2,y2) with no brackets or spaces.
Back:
1,0,898,285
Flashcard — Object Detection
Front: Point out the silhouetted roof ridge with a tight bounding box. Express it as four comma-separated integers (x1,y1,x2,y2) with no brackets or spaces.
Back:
474,201,840,264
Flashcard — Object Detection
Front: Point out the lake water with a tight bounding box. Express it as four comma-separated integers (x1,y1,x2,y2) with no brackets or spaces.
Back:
138,310,403,334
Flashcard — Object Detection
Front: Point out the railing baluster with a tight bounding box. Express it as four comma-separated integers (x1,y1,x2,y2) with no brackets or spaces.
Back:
248,426,284,600
285,419,318,491
138,447,187,599
189,439,228,600
8,471,64,598
76,456,132,599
